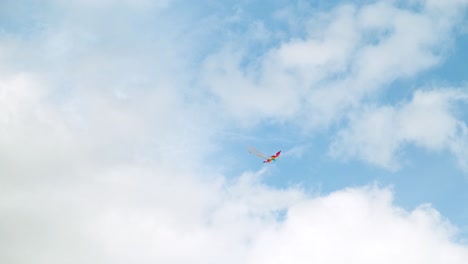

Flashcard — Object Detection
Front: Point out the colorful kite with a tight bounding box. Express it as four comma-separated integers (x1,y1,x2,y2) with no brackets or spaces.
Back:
248,146,281,163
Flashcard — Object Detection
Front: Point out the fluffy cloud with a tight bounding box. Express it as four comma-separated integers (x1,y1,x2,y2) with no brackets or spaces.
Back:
202,0,468,169
1,0,468,263
330,89,468,170
202,0,466,127
248,186,468,264
3,169,468,263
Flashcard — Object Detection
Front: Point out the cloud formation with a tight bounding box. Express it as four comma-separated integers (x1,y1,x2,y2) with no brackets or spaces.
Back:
202,0,468,169
330,89,468,170
1,0,468,263
3,168,468,263
248,185,468,264
204,0,465,121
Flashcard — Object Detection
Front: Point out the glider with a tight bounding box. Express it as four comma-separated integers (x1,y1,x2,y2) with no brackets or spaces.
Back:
248,146,281,163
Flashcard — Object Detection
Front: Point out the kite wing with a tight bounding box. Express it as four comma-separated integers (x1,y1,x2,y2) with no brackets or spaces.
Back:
248,146,269,160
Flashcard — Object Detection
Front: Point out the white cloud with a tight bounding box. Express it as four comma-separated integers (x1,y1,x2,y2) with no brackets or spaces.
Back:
283,145,308,158
203,0,466,127
247,186,468,264
3,169,468,263
330,89,468,170
0,0,468,263
202,0,467,168
330,105,401,169
0,73,80,177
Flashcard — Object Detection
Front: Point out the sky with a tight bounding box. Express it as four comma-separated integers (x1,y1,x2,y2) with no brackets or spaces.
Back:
1,0,468,263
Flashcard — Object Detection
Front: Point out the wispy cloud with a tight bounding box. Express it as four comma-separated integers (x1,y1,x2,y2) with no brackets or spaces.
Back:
202,0,466,127
330,88,468,170
283,144,308,159
201,0,468,169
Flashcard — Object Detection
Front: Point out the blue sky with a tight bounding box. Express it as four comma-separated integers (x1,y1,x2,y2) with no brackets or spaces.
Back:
1,0,468,263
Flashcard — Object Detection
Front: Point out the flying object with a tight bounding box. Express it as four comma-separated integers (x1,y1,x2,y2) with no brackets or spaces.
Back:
248,146,281,163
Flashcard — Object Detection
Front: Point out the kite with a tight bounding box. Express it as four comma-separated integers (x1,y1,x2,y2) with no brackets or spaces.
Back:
248,146,281,163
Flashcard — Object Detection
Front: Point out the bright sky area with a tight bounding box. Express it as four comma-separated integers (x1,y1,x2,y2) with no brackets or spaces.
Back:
1,0,468,263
